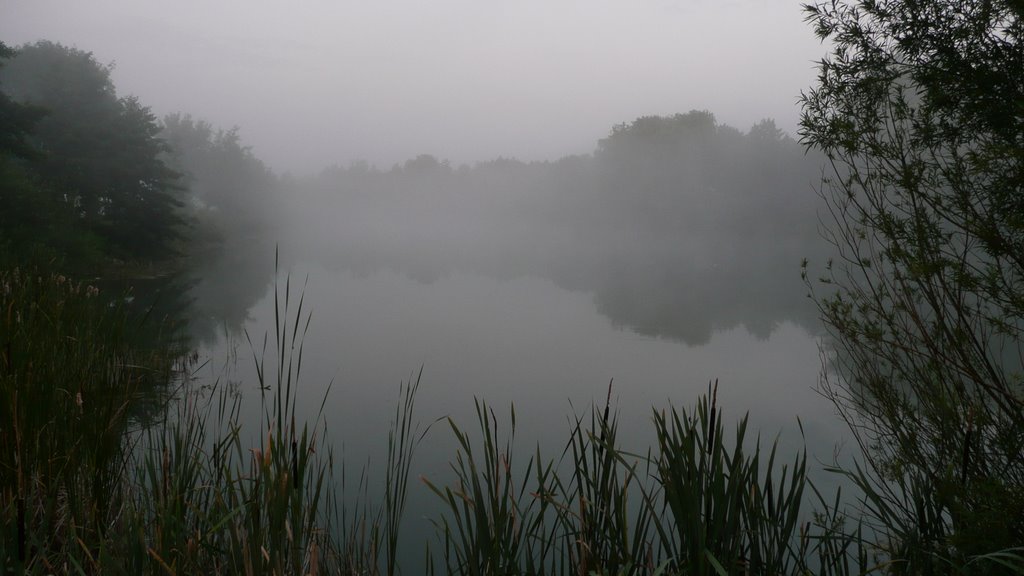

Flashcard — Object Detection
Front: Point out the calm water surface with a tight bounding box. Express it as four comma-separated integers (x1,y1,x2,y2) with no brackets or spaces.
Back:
183,256,848,557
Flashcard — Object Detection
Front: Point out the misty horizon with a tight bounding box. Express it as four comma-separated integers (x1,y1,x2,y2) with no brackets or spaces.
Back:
4,1,1019,570
1,0,826,175
0,2,837,528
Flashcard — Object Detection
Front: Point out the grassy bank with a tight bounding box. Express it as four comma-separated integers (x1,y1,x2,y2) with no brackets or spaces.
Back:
0,268,179,571
1,268,1021,575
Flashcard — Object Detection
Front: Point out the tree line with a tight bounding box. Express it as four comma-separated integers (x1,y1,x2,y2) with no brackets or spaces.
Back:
285,111,827,344
0,40,280,271
2,0,1023,565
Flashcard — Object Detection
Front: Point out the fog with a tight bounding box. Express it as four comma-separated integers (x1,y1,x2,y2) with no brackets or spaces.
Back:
1,0,825,175
1,0,834,345
0,1,836,414
142,110,827,348
279,112,827,345
2,4,850,563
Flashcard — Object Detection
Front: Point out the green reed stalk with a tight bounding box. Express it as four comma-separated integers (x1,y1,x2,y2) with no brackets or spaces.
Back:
0,268,178,574
423,400,556,575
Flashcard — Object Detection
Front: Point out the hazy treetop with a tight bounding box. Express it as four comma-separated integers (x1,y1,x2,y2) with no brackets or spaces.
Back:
1,0,825,175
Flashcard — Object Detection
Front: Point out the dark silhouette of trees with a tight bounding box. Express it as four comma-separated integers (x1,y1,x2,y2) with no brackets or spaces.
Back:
0,41,183,261
289,112,826,344
158,113,283,344
0,42,43,160
0,41,85,263
801,0,1024,568
160,113,280,244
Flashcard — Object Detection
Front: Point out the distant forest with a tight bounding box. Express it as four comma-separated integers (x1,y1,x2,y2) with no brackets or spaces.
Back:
0,41,280,269
286,113,826,343
5,1,1022,569
1,40,825,344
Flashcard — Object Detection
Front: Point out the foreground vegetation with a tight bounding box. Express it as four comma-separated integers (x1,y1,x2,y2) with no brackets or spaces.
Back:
2,266,1021,574
2,0,1023,573
799,0,1024,568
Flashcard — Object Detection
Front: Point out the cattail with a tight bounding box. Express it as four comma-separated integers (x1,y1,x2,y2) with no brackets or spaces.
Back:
707,380,718,454
309,538,319,576
17,496,25,562
162,446,170,502
291,440,299,490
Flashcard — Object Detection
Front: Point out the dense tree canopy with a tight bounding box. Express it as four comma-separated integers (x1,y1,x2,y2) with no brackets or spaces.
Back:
160,113,280,244
0,41,183,261
286,111,826,344
157,113,283,344
801,0,1024,567
0,41,80,263
0,42,43,160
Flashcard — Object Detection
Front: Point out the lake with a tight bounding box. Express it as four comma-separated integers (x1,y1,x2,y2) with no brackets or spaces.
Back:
176,248,849,562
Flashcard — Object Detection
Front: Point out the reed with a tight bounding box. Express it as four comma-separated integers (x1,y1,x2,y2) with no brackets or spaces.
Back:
0,264,428,575
0,268,179,573
3,263,1022,574
422,381,827,575
422,400,556,575
644,380,812,575
547,382,656,574
119,262,428,575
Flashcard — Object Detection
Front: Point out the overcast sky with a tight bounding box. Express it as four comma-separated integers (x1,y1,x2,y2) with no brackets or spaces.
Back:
1,0,825,175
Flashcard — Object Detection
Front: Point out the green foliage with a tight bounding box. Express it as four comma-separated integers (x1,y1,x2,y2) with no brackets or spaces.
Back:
0,268,178,573
555,392,654,574
0,41,184,262
0,41,44,160
801,0,1024,570
160,113,281,247
0,264,432,575
0,42,90,268
424,401,554,575
423,383,839,576
646,384,812,575
0,157,103,267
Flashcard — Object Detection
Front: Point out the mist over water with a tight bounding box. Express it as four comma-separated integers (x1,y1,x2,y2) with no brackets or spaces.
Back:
0,1,822,175
164,111,847,533
18,0,1024,565
11,1,1020,569
0,7,847,559
276,112,828,345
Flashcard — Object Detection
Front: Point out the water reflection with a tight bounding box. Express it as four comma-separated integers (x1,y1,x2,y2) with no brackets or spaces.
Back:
279,112,828,346
183,238,279,345
177,261,848,572
133,113,852,564
152,113,829,351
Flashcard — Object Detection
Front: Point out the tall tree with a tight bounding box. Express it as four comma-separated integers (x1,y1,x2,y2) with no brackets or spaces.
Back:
0,41,44,160
0,41,82,263
0,41,183,261
160,113,280,244
801,0,1024,569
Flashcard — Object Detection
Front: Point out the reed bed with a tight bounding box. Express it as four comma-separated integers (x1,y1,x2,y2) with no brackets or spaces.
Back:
0,266,422,575
423,388,1024,575
2,265,1022,574
0,268,178,573
422,381,860,575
